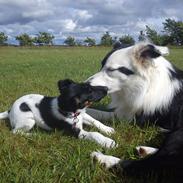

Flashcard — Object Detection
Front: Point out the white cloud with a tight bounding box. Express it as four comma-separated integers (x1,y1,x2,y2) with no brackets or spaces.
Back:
0,0,183,44
22,10,53,19
62,19,77,31
76,10,93,21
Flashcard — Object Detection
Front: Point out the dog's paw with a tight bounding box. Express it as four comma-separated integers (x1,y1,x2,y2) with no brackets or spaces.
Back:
102,137,117,148
12,129,32,137
102,126,115,135
91,151,120,168
136,146,158,158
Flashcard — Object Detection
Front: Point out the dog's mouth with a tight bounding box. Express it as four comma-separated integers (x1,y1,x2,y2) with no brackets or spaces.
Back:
88,86,108,102
84,101,93,107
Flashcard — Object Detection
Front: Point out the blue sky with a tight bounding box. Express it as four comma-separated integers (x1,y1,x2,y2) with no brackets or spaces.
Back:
0,0,183,44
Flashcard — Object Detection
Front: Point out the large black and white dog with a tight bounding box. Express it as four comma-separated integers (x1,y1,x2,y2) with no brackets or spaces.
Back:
0,79,116,148
87,42,183,178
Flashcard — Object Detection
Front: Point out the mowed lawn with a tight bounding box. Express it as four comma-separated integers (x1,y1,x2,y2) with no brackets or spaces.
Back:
0,46,182,183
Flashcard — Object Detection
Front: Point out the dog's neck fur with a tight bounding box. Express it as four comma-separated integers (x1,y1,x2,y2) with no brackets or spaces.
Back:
51,98,83,120
110,57,182,120
142,58,181,115
51,98,68,120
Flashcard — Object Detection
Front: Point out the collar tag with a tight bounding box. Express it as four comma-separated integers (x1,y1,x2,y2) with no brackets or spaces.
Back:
72,112,80,128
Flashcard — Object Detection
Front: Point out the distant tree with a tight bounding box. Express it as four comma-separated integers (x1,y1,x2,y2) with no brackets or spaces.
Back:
100,32,113,46
138,30,146,41
119,35,135,45
159,34,174,46
145,26,161,45
84,37,96,46
64,36,76,46
163,18,183,45
15,33,33,46
34,32,54,45
76,40,83,46
112,36,118,44
145,25,175,46
0,32,8,45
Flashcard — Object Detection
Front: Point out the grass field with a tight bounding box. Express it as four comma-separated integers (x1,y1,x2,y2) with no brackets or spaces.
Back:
0,46,182,183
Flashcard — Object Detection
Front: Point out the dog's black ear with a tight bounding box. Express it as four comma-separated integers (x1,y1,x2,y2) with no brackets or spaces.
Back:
113,41,134,50
113,41,122,49
58,79,75,92
140,44,161,58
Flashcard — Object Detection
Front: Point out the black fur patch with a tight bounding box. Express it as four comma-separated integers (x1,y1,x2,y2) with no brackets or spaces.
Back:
35,103,39,108
141,45,161,58
135,85,183,130
38,97,80,137
113,41,122,49
101,49,118,68
169,66,183,81
118,67,134,75
19,102,31,112
107,67,134,75
116,128,183,181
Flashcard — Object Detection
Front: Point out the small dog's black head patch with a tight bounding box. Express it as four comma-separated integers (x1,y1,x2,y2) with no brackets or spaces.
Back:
58,79,107,112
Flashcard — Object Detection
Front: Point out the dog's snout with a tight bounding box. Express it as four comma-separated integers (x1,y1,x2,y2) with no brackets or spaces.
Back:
95,86,108,94
85,80,91,85
89,85,108,102
100,86,108,92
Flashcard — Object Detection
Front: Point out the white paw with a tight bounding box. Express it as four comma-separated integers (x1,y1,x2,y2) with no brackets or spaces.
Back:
136,146,158,158
101,126,115,135
102,138,117,148
12,129,32,136
91,151,120,168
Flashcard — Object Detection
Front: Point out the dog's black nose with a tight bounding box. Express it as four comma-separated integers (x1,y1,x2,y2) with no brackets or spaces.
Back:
101,86,108,92
94,86,108,93
85,81,91,84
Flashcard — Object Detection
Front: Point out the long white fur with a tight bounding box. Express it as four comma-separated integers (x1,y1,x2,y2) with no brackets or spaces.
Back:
87,42,182,121
88,42,181,168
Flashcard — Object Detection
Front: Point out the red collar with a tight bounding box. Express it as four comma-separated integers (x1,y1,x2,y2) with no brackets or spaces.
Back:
73,112,80,118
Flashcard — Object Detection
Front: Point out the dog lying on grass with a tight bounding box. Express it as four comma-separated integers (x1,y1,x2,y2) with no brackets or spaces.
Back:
0,79,116,148
87,42,183,180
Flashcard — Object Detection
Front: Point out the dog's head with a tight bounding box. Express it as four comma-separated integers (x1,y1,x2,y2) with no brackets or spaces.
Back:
87,42,169,93
57,79,107,112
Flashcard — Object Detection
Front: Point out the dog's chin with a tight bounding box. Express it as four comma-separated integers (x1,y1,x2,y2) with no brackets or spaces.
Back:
84,101,93,107
92,95,106,102
91,86,120,94
107,89,119,94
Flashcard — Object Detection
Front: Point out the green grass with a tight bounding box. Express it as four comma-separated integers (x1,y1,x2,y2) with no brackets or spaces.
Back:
0,46,182,183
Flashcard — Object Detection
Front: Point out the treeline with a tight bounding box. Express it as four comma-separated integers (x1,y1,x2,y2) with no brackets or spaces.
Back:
0,18,183,46
0,32,54,46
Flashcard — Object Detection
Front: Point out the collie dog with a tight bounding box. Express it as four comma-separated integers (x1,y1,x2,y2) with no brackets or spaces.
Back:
87,42,183,179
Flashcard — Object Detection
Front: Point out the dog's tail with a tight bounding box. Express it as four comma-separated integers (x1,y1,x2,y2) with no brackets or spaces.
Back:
0,111,9,120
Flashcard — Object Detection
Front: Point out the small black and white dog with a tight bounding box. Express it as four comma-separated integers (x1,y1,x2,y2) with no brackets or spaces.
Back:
87,42,183,180
0,79,116,148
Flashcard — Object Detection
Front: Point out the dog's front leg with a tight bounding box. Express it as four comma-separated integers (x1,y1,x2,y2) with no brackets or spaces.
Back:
91,151,121,168
82,113,115,135
136,146,158,158
78,129,116,148
86,108,115,121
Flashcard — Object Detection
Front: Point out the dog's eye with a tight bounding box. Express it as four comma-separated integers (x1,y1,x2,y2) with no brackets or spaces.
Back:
106,67,134,75
118,67,134,75
106,68,115,72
